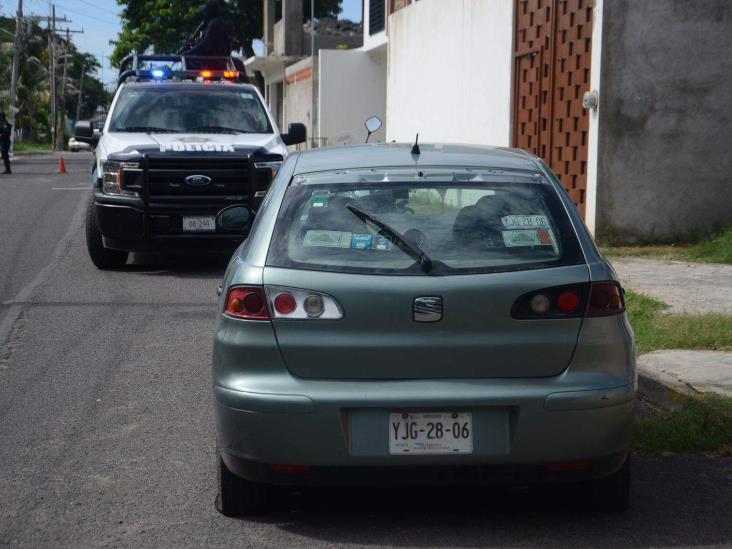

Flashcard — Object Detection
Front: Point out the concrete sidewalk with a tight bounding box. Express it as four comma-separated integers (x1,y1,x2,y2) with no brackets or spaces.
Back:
610,257,732,403
610,257,732,315
639,351,732,402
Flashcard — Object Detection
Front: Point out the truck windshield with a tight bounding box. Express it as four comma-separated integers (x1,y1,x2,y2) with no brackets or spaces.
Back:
109,86,273,134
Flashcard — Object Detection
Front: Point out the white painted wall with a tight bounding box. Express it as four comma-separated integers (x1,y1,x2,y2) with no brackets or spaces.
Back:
584,0,603,235
386,0,513,146
318,49,387,146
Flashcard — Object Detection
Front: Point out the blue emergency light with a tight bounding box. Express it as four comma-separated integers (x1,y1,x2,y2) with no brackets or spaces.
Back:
151,69,165,79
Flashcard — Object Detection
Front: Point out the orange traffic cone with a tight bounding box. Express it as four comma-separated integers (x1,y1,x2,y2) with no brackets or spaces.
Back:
57,156,67,174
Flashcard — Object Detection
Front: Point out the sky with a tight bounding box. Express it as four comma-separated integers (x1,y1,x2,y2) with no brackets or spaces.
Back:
5,0,363,89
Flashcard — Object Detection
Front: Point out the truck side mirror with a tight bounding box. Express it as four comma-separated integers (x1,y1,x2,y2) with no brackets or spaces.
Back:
282,123,306,146
74,120,100,147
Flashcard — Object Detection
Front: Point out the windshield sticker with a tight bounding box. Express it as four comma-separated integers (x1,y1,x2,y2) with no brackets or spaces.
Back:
350,233,374,249
373,236,392,250
309,192,330,208
304,230,352,248
240,92,255,100
502,229,542,247
158,143,235,153
501,215,550,229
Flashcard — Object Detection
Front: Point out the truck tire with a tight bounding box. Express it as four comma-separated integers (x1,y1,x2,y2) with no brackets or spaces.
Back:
215,448,270,516
85,196,129,269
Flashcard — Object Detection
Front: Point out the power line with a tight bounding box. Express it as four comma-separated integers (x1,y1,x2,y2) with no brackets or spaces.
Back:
55,3,117,24
63,0,120,16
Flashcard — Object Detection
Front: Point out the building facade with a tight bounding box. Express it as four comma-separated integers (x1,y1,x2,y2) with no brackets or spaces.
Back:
362,0,732,242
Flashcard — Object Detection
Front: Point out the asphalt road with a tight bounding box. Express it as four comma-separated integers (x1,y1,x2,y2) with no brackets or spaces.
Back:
1,154,732,548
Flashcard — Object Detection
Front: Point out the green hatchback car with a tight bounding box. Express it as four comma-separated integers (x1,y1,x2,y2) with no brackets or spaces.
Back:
212,143,636,515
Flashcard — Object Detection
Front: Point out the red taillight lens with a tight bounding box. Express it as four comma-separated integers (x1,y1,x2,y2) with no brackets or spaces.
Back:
557,290,580,312
587,282,625,317
224,287,269,319
273,292,296,315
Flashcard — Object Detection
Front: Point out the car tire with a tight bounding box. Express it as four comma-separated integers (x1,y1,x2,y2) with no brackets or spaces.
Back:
215,448,270,516
85,196,129,269
586,454,631,511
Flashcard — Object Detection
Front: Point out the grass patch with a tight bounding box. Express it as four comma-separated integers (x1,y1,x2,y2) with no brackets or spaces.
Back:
634,394,732,454
601,227,732,264
625,289,732,354
12,141,53,153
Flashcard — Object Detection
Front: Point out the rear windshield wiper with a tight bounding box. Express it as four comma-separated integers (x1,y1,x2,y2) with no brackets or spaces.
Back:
114,126,176,133
345,204,433,273
190,125,252,134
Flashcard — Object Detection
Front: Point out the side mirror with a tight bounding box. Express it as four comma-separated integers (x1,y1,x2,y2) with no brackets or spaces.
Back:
74,120,100,146
282,123,306,146
365,116,382,143
216,205,252,233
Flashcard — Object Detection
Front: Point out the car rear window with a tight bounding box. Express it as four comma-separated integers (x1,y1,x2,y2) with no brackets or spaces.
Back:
267,177,584,275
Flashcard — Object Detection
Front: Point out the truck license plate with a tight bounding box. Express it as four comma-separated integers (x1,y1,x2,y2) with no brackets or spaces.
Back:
182,216,216,232
389,412,473,455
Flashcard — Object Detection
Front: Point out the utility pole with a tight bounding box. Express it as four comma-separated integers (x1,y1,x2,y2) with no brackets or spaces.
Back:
8,0,24,153
75,66,85,122
50,4,56,150
56,26,83,149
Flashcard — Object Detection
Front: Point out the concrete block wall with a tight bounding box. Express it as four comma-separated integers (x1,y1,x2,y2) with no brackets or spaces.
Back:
596,0,732,243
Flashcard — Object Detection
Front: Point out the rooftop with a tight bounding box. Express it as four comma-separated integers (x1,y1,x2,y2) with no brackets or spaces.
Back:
292,143,541,174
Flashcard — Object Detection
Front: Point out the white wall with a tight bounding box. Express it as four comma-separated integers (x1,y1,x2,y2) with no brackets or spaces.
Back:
319,49,387,146
386,0,513,146
584,0,603,235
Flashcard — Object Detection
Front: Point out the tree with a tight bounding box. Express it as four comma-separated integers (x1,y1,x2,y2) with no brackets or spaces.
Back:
111,0,343,68
1,15,110,142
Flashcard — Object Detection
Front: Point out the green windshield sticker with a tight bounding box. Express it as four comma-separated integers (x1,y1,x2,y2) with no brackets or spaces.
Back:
304,230,351,247
502,229,542,247
310,192,330,208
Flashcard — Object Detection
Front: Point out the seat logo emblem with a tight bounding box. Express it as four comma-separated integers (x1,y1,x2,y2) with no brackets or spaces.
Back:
185,174,211,186
414,296,442,322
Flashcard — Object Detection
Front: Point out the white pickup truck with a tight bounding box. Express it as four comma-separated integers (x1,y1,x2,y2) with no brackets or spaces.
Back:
74,54,306,269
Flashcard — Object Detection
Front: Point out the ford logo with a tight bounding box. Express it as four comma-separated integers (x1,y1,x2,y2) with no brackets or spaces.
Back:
185,174,212,186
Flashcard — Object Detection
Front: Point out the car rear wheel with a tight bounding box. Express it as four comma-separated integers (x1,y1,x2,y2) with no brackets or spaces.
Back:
215,448,270,516
85,196,129,269
586,454,631,511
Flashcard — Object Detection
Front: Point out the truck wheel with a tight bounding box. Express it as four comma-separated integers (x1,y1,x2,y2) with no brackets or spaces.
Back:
85,196,128,269
215,448,270,516
586,455,631,511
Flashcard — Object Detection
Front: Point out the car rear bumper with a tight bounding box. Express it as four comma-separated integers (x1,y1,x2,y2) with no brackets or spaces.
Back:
213,380,635,486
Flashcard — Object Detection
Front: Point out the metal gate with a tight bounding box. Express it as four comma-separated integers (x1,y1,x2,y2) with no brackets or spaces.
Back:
512,0,594,218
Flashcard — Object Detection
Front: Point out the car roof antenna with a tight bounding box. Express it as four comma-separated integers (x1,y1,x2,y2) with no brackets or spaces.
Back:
411,133,420,156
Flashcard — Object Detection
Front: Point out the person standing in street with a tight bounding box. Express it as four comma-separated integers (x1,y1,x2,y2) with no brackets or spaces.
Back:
0,112,12,174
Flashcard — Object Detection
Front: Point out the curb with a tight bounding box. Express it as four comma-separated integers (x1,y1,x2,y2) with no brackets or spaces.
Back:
637,369,700,411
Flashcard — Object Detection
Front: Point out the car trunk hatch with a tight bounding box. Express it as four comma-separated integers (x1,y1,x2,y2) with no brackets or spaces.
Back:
263,264,589,380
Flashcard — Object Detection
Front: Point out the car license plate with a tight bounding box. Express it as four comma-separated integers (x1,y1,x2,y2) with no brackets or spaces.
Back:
389,412,473,455
182,216,216,232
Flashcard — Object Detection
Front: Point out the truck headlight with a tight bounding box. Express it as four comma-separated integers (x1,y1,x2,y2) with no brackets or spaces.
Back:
254,161,283,179
102,160,140,196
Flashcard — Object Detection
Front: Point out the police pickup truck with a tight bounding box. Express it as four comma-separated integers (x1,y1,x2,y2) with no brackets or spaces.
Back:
74,54,306,269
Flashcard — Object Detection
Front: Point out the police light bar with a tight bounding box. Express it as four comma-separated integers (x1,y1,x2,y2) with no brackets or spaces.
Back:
118,68,240,85
200,70,239,80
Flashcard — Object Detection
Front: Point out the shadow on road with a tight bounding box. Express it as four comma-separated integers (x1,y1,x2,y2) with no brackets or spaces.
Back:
245,455,732,548
124,252,231,279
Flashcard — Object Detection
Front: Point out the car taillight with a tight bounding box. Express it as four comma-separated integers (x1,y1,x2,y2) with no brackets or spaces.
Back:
586,282,625,317
512,282,625,320
265,286,343,320
224,286,269,320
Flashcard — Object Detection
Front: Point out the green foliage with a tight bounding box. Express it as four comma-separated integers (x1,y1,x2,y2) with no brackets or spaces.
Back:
111,0,343,67
601,227,732,265
625,290,732,354
634,394,732,454
1,15,110,142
